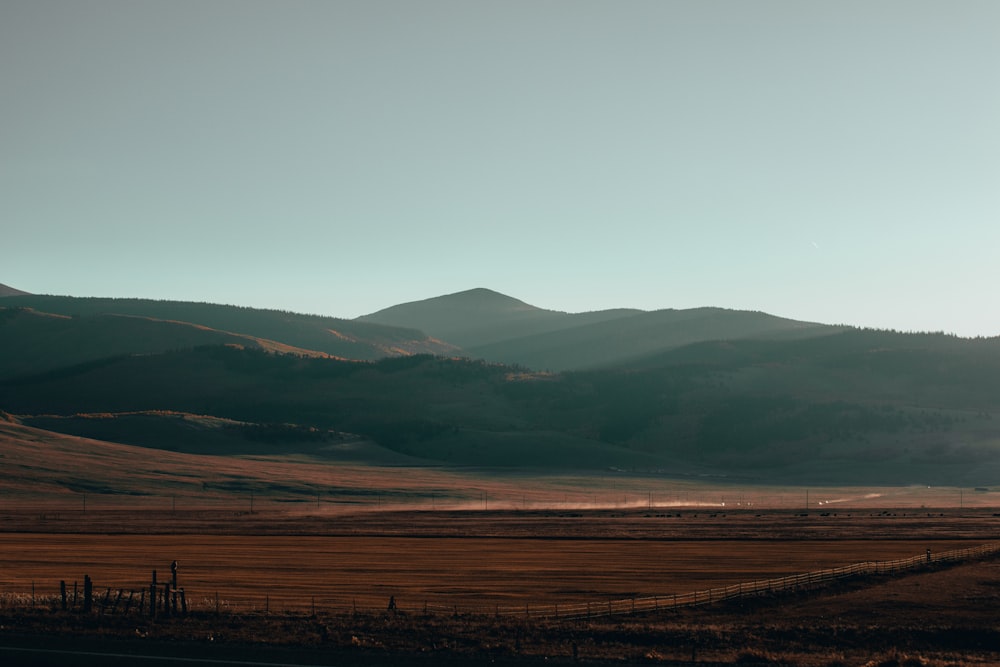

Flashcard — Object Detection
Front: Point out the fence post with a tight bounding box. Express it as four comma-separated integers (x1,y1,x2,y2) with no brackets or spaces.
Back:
60,581,68,611
83,575,93,613
150,570,157,618
100,588,111,616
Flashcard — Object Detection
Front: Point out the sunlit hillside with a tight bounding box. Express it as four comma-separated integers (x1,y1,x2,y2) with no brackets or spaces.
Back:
1,295,457,361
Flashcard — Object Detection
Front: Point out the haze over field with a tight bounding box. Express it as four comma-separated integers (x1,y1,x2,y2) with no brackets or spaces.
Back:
3,1,998,337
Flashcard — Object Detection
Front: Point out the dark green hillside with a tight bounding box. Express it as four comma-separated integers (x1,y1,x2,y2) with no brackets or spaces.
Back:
506,329,1000,482
0,307,284,378
628,329,1000,408
0,346,658,469
3,330,1000,484
0,348,509,444
22,411,417,462
467,307,841,371
3,295,455,360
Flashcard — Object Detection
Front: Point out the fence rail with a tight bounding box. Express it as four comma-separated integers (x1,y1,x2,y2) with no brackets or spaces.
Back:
509,542,1000,620
3,543,998,621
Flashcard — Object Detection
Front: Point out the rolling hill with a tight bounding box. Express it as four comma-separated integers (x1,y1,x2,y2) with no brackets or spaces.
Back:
358,287,642,350
0,417,433,501
2,334,999,485
359,288,841,370
466,306,842,371
0,282,31,297
0,306,332,379
1,294,458,362
2,285,1000,488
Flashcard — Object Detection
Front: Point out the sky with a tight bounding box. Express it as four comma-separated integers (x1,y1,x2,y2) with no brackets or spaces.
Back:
3,1,998,336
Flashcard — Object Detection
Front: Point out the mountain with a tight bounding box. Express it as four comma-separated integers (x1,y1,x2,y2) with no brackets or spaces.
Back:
1,295,458,363
0,306,330,379
0,283,31,297
3,286,999,487
0,347,665,470
3,333,999,484
466,307,842,371
360,288,839,370
357,287,641,349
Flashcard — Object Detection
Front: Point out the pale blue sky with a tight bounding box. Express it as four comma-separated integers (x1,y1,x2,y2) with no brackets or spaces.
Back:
3,1,998,335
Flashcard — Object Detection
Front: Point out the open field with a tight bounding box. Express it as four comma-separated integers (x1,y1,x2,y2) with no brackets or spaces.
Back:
1,552,998,666
3,422,1000,663
1,532,989,614
4,421,998,518
0,510,998,665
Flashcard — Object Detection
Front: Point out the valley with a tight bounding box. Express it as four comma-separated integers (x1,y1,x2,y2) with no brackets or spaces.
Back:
2,285,1000,664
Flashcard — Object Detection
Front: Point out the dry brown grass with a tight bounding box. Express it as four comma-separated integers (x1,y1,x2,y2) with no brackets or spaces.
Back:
2,421,1000,664
1,532,988,614
3,421,998,517
0,510,997,665
2,555,998,666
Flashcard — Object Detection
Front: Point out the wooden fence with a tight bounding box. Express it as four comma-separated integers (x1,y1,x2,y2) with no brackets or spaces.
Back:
1,566,187,618
4,542,998,621
495,542,1000,621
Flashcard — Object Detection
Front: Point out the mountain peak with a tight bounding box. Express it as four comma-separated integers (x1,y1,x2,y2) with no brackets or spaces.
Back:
360,288,545,320
357,288,645,349
357,288,561,347
426,288,543,312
